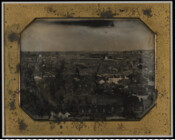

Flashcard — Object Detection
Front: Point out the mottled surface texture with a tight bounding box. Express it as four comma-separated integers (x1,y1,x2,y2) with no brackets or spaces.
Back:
20,50,156,121
4,3,171,136
20,19,156,121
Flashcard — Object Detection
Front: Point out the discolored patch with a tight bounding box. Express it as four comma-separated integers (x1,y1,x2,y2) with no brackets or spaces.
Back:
119,9,125,12
47,7,57,15
8,90,13,94
143,8,152,17
117,123,125,130
18,119,28,130
93,121,104,131
49,122,56,130
60,125,63,129
99,9,118,18
9,100,16,110
72,121,87,131
65,12,74,18
8,33,19,42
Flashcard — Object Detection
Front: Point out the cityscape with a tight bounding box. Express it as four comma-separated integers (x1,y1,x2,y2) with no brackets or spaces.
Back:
20,50,157,120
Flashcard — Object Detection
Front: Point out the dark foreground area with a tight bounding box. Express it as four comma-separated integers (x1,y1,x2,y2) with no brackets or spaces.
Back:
20,50,157,120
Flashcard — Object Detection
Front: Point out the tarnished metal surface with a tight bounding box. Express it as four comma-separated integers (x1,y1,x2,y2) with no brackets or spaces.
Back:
4,3,171,136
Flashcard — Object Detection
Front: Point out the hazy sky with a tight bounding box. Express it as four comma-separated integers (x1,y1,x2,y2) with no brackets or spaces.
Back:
21,19,155,52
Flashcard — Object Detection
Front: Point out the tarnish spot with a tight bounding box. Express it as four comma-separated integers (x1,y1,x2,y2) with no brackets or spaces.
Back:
119,9,125,12
98,9,118,18
5,24,20,47
16,64,20,73
47,7,56,13
155,89,158,100
93,121,104,131
66,12,74,18
50,120,62,125
117,123,124,130
18,119,27,130
72,121,86,131
8,33,19,42
143,9,152,17
8,78,15,95
9,100,16,110
49,122,56,130
47,7,57,15
8,90,13,94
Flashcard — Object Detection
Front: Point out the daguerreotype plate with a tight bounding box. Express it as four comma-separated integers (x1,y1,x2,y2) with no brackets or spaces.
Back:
20,18,156,121
2,1,173,137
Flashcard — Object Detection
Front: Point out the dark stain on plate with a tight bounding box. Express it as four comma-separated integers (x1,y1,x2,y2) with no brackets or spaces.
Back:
99,9,118,18
8,33,19,42
143,8,152,17
18,119,28,130
47,7,57,15
60,125,63,129
65,12,74,18
9,100,16,110
119,9,125,12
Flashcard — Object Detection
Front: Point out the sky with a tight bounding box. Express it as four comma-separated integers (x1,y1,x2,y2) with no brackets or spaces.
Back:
21,19,155,52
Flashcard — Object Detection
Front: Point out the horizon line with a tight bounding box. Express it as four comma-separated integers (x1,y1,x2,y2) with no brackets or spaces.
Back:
21,49,154,52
